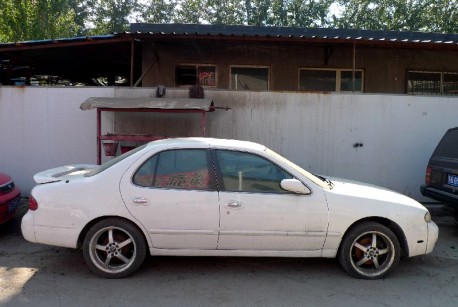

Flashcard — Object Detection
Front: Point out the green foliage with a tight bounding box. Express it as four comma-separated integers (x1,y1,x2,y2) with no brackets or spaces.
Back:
0,0,457,42
142,0,176,23
0,0,77,42
87,0,140,34
334,0,458,33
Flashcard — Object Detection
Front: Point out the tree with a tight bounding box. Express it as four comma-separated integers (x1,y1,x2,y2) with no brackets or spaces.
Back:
87,0,140,34
333,0,458,33
287,0,333,27
142,0,176,24
246,0,270,25
0,0,77,42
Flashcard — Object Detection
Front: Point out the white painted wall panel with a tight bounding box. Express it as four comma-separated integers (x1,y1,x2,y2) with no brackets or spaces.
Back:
1,86,457,203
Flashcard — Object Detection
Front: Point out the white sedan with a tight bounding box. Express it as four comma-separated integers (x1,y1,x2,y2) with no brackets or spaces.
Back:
22,138,438,279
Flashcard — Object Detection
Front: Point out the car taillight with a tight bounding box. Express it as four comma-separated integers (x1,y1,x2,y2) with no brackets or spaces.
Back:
29,196,38,211
425,166,431,185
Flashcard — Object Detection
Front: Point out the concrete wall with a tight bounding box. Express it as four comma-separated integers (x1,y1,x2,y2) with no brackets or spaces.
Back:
1,86,457,202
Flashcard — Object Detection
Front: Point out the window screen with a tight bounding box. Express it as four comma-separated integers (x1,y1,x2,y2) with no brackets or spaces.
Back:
407,72,441,95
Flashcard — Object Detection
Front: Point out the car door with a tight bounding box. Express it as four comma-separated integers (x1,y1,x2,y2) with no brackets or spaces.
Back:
120,148,219,250
214,149,328,251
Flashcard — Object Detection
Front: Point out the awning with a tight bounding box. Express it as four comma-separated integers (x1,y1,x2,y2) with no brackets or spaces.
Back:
80,97,215,111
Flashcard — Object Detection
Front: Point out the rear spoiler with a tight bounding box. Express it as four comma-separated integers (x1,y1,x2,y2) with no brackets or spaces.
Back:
34,164,96,184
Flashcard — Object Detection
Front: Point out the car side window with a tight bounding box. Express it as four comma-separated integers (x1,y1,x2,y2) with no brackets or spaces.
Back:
214,150,293,193
133,149,214,190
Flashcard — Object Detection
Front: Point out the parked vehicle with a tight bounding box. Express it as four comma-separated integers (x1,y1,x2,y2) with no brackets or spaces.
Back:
22,138,438,279
0,172,21,224
421,127,458,219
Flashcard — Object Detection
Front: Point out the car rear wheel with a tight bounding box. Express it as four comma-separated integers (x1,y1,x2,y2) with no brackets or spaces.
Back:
83,218,147,278
338,222,400,279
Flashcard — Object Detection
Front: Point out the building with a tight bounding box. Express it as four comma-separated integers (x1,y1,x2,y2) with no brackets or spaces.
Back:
1,23,458,95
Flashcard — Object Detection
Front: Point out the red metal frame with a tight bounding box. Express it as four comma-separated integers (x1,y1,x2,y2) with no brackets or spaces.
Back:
96,107,207,164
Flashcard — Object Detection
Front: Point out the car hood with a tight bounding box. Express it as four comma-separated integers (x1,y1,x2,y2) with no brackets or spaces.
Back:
34,164,97,184
325,176,425,210
0,172,12,185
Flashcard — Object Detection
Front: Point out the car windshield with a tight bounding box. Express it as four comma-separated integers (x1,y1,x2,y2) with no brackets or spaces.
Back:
265,148,330,189
433,128,458,159
85,144,147,177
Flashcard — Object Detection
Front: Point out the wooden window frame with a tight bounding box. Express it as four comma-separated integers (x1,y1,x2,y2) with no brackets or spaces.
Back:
407,70,458,96
175,64,217,87
298,68,364,92
230,65,270,91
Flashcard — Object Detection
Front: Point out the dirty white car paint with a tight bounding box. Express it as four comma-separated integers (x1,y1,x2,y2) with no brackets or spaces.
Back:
22,138,438,279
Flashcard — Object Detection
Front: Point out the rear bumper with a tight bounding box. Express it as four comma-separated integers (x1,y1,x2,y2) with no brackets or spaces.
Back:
420,185,458,208
21,211,79,249
0,192,21,224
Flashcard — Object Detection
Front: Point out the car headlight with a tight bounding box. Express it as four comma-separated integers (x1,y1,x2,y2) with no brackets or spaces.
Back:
424,211,432,223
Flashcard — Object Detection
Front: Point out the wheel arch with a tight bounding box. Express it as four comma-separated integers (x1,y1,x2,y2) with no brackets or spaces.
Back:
338,217,409,257
76,215,149,250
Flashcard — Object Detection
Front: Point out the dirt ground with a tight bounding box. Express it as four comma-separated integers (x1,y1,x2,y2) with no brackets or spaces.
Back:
1,199,458,307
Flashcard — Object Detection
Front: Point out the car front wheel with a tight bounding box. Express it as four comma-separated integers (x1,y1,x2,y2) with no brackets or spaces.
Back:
338,222,400,279
83,218,147,278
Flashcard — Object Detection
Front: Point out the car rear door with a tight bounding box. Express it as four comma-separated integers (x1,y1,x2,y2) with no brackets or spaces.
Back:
120,148,220,250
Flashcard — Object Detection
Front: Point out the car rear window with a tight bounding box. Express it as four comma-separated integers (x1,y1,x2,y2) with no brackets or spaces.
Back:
433,129,458,158
85,145,147,177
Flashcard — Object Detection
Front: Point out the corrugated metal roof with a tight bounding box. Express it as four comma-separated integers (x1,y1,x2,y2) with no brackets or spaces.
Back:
1,23,457,50
130,23,458,45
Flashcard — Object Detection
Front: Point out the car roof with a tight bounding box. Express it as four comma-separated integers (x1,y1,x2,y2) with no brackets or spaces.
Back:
145,137,267,152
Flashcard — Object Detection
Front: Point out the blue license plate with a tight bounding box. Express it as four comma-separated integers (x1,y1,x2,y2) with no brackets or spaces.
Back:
8,197,19,213
448,174,458,187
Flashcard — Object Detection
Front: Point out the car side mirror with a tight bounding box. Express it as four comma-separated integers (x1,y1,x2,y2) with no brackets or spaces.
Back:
280,179,311,195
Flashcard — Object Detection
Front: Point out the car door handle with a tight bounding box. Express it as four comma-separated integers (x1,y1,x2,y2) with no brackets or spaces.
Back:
132,197,149,206
226,201,242,208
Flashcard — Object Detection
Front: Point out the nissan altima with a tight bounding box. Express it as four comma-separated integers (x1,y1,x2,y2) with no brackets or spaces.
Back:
22,138,438,279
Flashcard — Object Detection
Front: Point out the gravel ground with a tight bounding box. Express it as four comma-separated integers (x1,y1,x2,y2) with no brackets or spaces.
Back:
1,198,458,307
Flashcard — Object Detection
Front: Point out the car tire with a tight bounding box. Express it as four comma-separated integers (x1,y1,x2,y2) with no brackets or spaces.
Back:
83,218,147,278
338,222,400,279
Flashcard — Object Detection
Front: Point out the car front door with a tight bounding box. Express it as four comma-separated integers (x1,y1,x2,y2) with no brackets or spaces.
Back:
214,149,328,251
120,148,219,250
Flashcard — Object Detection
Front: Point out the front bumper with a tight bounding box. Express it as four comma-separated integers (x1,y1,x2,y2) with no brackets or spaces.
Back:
426,221,439,254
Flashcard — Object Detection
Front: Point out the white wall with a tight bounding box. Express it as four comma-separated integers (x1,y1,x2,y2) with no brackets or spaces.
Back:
1,86,457,201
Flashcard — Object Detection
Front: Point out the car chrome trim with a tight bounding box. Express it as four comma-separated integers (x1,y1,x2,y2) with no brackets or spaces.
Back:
220,230,327,237
149,229,219,235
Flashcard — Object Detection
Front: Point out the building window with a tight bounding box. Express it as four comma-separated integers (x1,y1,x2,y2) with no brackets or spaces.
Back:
175,65,216,87
407,71,458,96
230,66,269,91
299,69,363,92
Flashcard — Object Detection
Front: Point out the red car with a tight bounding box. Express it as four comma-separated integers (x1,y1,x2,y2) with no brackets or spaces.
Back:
0,172,21,224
